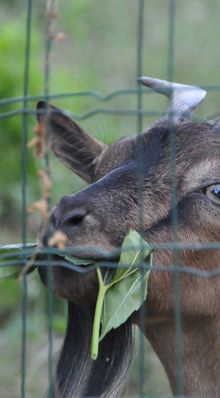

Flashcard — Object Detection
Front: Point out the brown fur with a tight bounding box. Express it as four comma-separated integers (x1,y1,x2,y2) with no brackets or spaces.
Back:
37,100,220,397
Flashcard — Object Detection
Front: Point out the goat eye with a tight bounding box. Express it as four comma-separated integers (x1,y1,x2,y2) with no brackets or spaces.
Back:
205,184,220,204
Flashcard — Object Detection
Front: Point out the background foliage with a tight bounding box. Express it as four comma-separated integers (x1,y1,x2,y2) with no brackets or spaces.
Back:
1,0,220,397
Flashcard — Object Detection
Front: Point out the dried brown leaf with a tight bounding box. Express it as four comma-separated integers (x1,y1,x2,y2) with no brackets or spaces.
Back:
37,170,52,199
28,199,48,222
28,121,47,158
55,32,65,41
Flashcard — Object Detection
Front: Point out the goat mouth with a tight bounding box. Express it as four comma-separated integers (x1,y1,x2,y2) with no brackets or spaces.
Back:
41,229,121,263
63,245,121,262
38,244,121,269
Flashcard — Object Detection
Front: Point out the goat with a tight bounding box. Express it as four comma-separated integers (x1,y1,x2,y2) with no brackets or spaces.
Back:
37,77,220,398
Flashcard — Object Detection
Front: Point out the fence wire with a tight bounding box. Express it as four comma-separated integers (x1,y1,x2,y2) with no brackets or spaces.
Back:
21,0,32,396
0,0,220,398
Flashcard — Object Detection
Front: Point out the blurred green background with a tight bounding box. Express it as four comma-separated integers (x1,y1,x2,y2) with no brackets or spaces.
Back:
0,0,220,397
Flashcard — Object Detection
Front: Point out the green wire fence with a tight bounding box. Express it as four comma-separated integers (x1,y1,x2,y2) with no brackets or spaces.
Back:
1,0,220,397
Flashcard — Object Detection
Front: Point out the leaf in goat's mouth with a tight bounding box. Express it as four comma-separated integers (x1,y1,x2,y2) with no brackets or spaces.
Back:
91,230,153,360
65,255,94,266
0,244,93,280
61,231,152,360
0,244,37,279
0,231,152,362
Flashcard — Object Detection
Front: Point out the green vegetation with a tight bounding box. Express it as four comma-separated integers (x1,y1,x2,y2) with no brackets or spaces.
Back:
1,0,220,396
92,230,152,359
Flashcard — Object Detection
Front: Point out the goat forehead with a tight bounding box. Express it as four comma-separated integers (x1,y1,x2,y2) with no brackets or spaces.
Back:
147,122,220,168
181,158,220,193
95,121,220,184
145,121,218,163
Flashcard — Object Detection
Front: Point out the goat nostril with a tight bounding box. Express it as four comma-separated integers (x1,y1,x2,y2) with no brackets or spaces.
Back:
63,208,88,227
65,215,84,227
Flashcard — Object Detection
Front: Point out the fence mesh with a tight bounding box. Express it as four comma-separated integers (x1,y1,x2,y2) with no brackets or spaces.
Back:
0,0,220,397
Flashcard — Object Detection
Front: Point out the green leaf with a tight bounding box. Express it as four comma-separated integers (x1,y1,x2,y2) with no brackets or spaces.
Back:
0,243,36,254
0,243,36,280
113,230,152,282
0,244,94,280
91,230,153,359
0,265,21,280
99,254,152,340
65,255,94,266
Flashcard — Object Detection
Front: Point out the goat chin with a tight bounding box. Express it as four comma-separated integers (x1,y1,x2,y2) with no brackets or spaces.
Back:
56,301,133,398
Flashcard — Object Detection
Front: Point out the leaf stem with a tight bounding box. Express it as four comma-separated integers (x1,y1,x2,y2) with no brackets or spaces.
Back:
108,267,138,288
91,268,107,360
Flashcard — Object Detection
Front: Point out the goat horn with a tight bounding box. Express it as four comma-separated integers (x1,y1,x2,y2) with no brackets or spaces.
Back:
138,76,207,122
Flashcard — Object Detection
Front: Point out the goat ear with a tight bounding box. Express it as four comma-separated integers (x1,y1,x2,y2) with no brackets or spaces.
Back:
36,101,106,183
